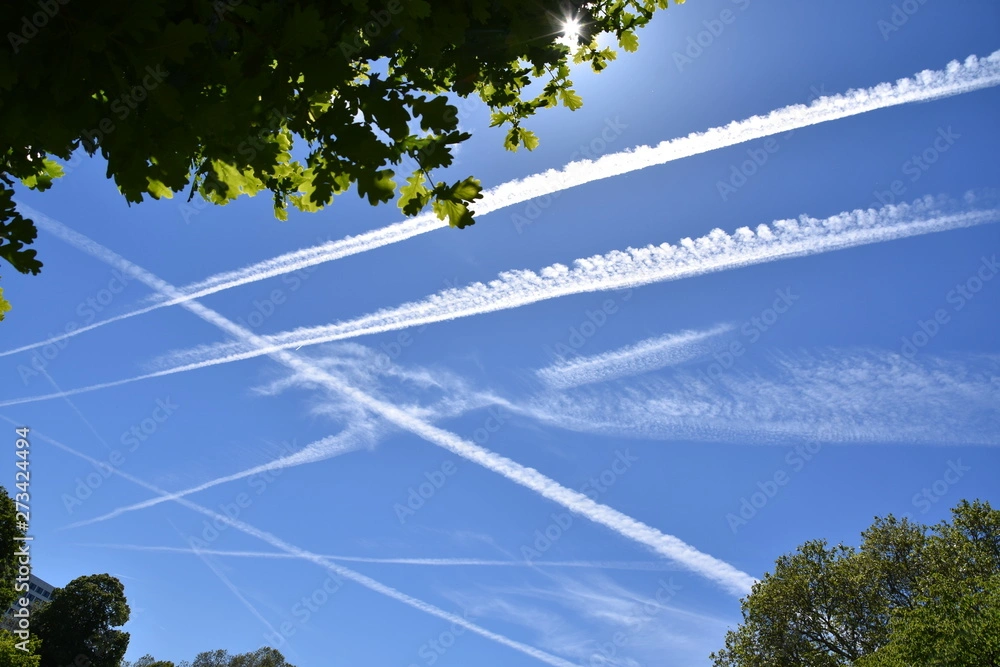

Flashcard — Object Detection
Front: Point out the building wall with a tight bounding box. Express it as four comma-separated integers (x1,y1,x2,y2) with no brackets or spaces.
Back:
1,573,56,631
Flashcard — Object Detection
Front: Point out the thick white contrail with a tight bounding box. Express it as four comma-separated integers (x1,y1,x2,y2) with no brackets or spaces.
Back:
78,543,680,571
19,207,755,596
537,324,734,389
69,425,379,528
3,48,998,359
12,424,580,667
155,194,1000,368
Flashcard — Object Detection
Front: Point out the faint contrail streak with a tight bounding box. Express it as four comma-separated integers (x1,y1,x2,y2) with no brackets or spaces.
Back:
536,324,734,389
77,543,680,571
69,425,378,527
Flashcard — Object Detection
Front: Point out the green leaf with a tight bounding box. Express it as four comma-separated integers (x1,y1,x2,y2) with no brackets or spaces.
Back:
432,198,474,228
412,96,459,133
557,87,584,111
504,126,541,151
0,285,10,321
20,159,64,192
399,172,431,216
0,185,42,275
503,127,521,151
520,128,540,151
489,111,512,128
431,176,482,228
146,178,175,199
619,30,639,52
356,168,396,205
450,176,483,202
203,160,266,203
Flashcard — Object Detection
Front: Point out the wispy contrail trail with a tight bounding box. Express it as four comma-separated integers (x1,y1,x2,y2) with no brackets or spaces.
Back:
77,543,680,571
154,194,1000,368
185,527,281,638
18,207,754,596
72,380,499,528
537,324,734,389
519,349,1000,446
69,425,379,527
9,423,580,667
75,363,509,529
3,48,998,359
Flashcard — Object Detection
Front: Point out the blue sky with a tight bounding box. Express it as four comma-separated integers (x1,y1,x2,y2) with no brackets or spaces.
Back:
2,0,1000,664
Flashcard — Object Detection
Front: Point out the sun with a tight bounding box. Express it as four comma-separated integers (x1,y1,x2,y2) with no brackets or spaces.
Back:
558,17,582,47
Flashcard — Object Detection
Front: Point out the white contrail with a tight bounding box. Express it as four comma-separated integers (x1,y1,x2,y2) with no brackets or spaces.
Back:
537,324,734,389
68,425,379,528
19,207,754,596
520,349,1000,446
3,48,998,359
186,531,281,638
154,194,1000,368
74,364,506,529
78,543,680,571
11,423,580,667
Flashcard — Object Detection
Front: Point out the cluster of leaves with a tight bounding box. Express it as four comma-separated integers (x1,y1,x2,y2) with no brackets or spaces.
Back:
711,499,1000,666
0,285,11,321
0,630,40,667
0,0,682,285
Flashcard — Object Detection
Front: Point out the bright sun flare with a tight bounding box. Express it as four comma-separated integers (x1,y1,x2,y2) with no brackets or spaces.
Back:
559,17,582,45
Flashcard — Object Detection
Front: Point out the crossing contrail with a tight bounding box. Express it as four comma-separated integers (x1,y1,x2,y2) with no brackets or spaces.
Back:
3,48,998,359
15,207,755,597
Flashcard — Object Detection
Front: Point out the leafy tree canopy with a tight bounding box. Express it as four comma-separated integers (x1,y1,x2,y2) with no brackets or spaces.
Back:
0,486,26,611
34,573,130,667
0,629,41,667
0,0,680,281
711,500,1000,666
0,283,10,321
184,647,295,667
126,656,177,667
